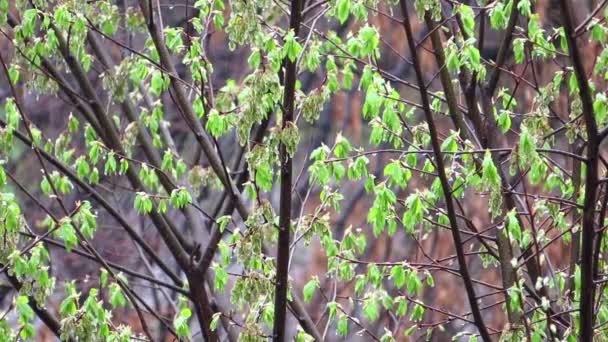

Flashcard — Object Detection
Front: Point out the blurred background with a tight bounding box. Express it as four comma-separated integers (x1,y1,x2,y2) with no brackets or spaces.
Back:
0,0,603,340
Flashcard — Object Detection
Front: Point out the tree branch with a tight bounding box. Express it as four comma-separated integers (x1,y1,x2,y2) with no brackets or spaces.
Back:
399,2,491,340
559,0,600,339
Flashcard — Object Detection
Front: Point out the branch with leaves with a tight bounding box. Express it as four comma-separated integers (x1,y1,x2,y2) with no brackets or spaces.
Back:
1,0,608,341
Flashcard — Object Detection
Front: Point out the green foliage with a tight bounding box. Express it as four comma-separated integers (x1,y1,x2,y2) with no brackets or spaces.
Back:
302,276,320,302
134,192,154,214
16,296,35,339
174,298,192,339
403,192,424,233
283,30,303,62
1,1,605,341
170,187,193,209
457,5,476,37
367,183,396,236
335,0,351,24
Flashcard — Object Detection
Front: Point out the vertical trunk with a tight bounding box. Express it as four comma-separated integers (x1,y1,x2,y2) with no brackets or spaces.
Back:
273,0,303,340
559,0,600,340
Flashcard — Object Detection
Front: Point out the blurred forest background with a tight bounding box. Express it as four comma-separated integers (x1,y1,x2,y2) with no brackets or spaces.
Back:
0,0,605,340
